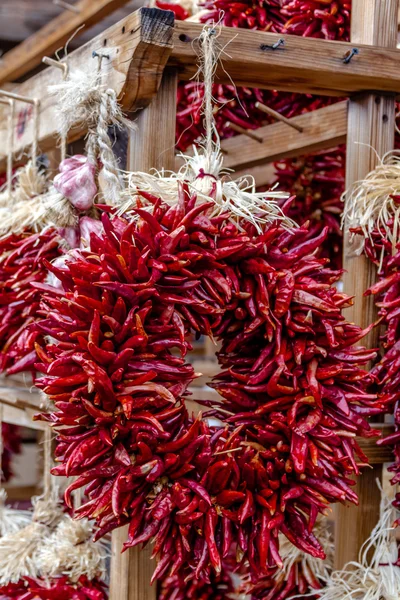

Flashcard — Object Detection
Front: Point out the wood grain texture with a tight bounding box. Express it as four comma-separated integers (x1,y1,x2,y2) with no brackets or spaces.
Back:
0,8,174,168
335,0,399,570
356,425,395,465
0,0,135,85
171,21,400,96
220,101,347,172
109,69,177,600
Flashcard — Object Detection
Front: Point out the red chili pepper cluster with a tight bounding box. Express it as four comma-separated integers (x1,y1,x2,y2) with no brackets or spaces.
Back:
202,0,350,39
0,229,61,376
1,423,21,482
34,181,378,582
0,576,107,600
159,565,237,599
249,555,325,599
271,146,345,270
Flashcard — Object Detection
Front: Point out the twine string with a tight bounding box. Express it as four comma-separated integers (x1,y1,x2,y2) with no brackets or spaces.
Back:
6,100,15,199
96,90,123,204
31,100,40,168
200,27,218,159
60,67,69,163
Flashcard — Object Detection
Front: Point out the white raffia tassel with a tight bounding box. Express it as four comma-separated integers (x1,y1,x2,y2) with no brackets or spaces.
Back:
37,515,107,582
315,485,400,600
120,147,293,233
0,162,50,236
342,150,400,256
0,490,31,538
0,488,63,585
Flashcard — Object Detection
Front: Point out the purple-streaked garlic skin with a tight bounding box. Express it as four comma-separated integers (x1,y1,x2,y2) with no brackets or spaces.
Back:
54,155,97,211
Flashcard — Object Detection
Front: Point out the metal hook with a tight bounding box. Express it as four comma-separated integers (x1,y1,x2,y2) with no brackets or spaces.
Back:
42,56,69,77
92,51,110,60
0,90,37,105
260,38,285,51
343,47,359,64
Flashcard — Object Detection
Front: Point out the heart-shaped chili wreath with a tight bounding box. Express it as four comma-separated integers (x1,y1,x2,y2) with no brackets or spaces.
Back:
34,153,379,584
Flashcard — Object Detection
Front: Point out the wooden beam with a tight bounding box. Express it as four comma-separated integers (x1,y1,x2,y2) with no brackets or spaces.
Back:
0,7,174,167
0,0,137,86
172,21,400,96
335,0,399,570
0,381,44,412
109,69,177,600
0,402,47,430
220,101,347,172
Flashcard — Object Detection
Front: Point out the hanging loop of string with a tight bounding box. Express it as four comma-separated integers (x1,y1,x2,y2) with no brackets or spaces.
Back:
6,100,15,199
31,100,40,169
60,71,68,163
43,427,52,500
198,26,220,163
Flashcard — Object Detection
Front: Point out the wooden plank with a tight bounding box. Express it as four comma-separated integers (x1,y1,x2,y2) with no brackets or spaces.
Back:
0,382,44,412
109,69,177,600
335,0,398,570
0,402,47,430
220,101,347,172
171,21,400,96
0,7,174,167
0,0,136,86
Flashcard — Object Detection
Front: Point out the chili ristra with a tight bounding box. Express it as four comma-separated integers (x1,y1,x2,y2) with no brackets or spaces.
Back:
0,229,61,376
34,181,378,581
354,223,400,519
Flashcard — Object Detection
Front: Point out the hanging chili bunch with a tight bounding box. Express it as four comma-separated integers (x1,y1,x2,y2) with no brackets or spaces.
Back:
0,229,62,376
342,152,400,521
353,225,400,516
34,169,378,581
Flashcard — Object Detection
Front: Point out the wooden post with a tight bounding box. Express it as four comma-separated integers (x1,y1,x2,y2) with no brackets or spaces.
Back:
109,69,177,600
335,0,398,569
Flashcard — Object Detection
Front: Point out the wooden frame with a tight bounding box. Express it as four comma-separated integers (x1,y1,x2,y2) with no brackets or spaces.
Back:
0,0,398,596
